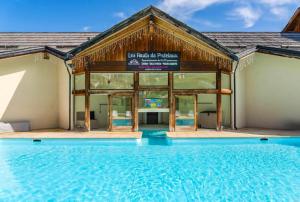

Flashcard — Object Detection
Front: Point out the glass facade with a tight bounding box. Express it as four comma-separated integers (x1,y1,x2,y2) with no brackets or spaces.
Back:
74,74,85,90
90,73,134,89
74,72,231,131
111,96,133,127
222,95,231,128
139,91,168,109
174,73,216,89
74,96,85,129
175,95,195,128
139,73,168,86
221,73,231,89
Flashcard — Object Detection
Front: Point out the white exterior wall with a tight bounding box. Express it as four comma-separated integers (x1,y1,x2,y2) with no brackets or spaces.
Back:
0,53,69,130
236,52,300,130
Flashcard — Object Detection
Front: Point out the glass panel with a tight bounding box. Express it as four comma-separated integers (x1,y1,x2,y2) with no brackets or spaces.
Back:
139,91,168,109
198,94,217,129
90,94,108,130
174,73,216,89
74,96,85,129
91,73,133,89
175,96,195,128
222,95,231,128
221,73,231,89
139,73,168,86
112,96,132,127
74,74,85,90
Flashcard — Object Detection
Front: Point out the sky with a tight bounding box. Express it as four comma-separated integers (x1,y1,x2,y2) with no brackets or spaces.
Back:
0,0,299,32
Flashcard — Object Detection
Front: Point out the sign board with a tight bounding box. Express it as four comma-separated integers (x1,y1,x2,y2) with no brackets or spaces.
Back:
127,52,180,71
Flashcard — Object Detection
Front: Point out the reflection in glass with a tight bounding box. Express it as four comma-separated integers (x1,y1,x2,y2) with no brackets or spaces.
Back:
175,96,195,128
74,96,85,128
139,73,168,86
222,95,231,128
112,96,132,127
174,73,216,89
221,73,231,89
91,73,133,89
74,74,85,90
139,91,168,109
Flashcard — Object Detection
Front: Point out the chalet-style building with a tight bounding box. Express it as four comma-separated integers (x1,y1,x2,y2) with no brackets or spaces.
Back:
0,6,300,133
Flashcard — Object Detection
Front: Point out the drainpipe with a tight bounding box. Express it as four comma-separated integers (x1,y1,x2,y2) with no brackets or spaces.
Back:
64,58,72,130
233,59,240,130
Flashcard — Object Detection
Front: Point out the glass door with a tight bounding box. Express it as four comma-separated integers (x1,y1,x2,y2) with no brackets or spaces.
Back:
174,95,197,131
109,94,133,131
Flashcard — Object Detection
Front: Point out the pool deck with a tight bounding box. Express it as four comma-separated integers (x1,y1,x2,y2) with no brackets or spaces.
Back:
0,129,142,139
0,128,299,139
167,128,300,138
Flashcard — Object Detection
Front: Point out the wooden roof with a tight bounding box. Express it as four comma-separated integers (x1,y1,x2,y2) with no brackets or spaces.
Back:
203,32,300,53
0,32,98,53
282,8,300,32
68,6,236,60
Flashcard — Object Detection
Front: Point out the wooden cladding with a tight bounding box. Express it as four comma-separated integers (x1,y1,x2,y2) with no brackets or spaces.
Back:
72,15,232,74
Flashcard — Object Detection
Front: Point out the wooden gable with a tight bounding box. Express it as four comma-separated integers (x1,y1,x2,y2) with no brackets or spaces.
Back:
72,12,233,73
283,8,300,32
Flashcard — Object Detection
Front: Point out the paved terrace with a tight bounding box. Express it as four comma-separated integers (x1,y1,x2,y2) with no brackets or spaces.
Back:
0,128,299,139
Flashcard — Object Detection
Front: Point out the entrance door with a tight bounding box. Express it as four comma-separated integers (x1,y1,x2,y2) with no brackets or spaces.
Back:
147,112,159,124
109,94,133,131
174,95,197,131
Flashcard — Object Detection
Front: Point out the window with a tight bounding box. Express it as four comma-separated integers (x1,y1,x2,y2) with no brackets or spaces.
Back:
139,73,168,86
221,73,231,89
90,73,133,89
174,73,216,89
74,74,85,90
139,91,168,109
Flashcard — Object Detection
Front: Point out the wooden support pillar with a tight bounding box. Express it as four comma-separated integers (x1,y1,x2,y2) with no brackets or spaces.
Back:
194,94,198,131
133,72,139,132
108,94,112,131
216,69,222,131
168,72,174,132
84,69,91,131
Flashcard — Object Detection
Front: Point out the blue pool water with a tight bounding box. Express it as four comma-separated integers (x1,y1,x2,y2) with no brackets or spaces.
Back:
176,119,194,126
112,119,132,126
0,134,299,201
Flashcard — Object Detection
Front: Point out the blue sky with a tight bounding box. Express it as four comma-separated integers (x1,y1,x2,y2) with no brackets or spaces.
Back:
0,0,299,32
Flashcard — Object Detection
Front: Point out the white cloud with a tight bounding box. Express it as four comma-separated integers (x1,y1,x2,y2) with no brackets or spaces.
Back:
231,6,261,28
82,26,91,32
158,0,231,20
270,7,289,19
114,12,127,19
157,0,299,28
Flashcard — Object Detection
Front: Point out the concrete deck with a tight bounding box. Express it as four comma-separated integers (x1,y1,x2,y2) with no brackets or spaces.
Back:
0,129,142,139
167,128,300,138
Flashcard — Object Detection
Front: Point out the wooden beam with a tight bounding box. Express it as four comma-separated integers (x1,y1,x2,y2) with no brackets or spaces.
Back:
194,94,198,131
133,72,139,132
216,69,222,131
168,72,175,132
108,94,112,131
84,69,91,131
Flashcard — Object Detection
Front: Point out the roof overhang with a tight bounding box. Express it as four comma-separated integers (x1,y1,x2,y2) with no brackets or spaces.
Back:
237,45,300,60
0,46,66,60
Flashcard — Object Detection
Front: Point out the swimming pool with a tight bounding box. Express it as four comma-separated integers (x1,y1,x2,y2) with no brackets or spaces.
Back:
0,135,299,201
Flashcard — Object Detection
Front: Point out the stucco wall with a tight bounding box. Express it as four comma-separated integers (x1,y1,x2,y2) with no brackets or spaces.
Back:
0,53,69,130
237,52,300,130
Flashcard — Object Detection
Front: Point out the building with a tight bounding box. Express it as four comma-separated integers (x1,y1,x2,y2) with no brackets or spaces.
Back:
0,6,300,133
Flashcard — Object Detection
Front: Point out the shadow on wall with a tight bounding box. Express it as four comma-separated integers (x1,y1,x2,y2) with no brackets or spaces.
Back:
0,54,60,130
285,121,300,130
